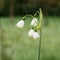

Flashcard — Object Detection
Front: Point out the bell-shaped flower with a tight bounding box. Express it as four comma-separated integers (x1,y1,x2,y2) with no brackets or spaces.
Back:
28,29,34,37
33,32,39,40
16,20,24,28
30,18,38,26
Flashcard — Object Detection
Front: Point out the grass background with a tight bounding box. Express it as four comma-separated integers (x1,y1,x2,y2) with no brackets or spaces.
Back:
0,16,60,60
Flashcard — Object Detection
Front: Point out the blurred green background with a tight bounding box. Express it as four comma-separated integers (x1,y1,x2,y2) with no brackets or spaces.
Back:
0,0,60,60
0,16,60,60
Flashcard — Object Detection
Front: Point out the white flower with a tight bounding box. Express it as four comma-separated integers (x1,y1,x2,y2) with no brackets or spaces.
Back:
28,29,39,40
33,32,39,40
16,20,24,28
28,29,34,37
30,18,38,26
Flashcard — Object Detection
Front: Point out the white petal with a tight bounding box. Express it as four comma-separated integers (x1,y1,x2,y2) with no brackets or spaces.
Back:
30,18,38,26
16,20,24,28
33,32,39,40
28,29,34,37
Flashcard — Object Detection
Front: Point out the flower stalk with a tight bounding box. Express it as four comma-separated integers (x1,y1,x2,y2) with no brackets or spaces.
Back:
22,14,34,20
37,29,42,60
37,8,43,60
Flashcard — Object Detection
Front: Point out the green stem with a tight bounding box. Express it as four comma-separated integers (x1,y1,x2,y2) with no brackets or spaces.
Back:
34,12,37,17
22,14,34,20
37,29,42,60
37,8,43,60
34,11,39,17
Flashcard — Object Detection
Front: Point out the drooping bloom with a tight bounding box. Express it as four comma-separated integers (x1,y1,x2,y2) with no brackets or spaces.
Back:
30,18,38,26
33,32,39,40
28,29,34,37
16,20,24,28
28,29,39,40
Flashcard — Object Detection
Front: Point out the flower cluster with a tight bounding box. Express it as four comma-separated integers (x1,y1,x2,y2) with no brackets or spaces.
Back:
16,8,43,40
16,18,39,40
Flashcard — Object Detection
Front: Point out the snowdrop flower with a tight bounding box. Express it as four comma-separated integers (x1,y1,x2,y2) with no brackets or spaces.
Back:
16,20,24,28
30,18,38,26
28,29,34,37
28,29,39,40
33,32,39,40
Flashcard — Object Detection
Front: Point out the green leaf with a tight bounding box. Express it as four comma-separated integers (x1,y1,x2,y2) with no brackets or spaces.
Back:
39,8,43,27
